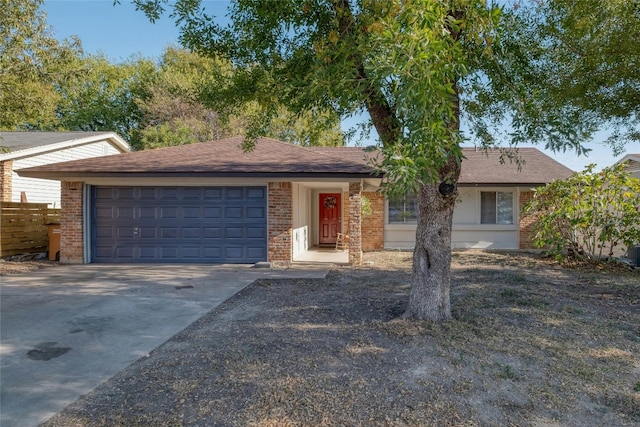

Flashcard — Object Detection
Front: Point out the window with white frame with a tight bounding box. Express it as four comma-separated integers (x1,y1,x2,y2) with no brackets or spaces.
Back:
481,191,514,224
388,194,418,224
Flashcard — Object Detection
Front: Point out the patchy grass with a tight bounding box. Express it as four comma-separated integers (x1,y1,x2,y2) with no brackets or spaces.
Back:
44,250,639,427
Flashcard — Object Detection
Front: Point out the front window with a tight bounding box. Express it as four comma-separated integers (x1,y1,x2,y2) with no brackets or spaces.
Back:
481,191,514,224
388,194,418,224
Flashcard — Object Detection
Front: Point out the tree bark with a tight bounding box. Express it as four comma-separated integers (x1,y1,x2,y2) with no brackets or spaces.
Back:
402,155,461,321
402,5,462,319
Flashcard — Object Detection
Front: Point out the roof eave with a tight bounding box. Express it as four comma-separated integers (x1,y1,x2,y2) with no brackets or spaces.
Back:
0,132,131,161
458,182,554,187
15,170,381,181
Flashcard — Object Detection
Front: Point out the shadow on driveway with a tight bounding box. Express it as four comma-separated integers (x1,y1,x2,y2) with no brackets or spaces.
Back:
0,264,328,427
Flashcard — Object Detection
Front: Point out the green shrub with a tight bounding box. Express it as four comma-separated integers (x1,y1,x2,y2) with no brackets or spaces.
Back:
523,164,640,264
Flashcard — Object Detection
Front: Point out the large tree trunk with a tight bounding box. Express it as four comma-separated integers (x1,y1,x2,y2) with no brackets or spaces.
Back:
403,158,460,321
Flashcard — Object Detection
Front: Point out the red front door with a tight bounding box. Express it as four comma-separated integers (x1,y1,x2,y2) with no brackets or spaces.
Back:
319,193,341,245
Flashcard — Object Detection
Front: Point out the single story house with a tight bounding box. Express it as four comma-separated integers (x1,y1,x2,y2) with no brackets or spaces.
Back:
615,153,640,179
0,131,130,207
17,136,572,265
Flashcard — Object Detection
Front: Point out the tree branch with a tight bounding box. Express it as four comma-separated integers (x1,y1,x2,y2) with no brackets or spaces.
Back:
332,0,401,147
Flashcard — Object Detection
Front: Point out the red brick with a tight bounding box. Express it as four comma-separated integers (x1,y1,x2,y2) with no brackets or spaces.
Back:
60,181,84,263
361,191,384,251
268,182,292,265
519,191,536,249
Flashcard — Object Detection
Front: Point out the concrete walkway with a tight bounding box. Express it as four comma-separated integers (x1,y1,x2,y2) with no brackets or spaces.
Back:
0,263,330,427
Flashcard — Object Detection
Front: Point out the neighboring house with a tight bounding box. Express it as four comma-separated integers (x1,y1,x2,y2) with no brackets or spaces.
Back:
0,132,130,207
615,153,640,179
17,137,572,265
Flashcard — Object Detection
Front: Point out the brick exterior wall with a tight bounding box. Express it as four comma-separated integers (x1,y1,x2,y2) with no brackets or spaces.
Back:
519,191,536,250
342,191,349,235
348,182,363,265
361,191,384,251
0,160,13,202
268,182,292,266
60,181,84,263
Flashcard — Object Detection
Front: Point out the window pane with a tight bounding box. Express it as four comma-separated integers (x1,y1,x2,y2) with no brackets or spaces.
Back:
388,194,418,224
481,192,496,224
497,192,513,224
388,197,404,223
404,194,418,223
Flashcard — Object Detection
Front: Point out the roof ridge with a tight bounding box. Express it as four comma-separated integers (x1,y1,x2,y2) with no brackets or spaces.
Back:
257,139,373,167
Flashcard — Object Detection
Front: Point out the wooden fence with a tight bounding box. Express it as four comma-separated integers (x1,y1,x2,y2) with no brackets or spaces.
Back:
0,202,61,257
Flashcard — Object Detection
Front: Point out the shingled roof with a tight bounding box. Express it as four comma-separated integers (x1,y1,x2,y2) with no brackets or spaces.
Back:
17,136,572,185
309,146,573,185
458,147,573,185
17,136,376,179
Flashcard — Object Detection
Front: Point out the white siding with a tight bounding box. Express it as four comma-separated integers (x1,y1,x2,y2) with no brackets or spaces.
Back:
384,187,522,250
12,141,121,207
292,184,312,258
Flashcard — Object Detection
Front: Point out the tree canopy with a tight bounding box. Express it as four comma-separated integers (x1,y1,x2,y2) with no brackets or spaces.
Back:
139,47,344,149
131,0,638,321
55,54,156,147
0,0,82,129
529,0,639,151
1,0,344,149
464,0,639,155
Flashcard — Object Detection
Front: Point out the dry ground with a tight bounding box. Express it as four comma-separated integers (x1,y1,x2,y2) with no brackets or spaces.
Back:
0,258,59,275
34,251,640,426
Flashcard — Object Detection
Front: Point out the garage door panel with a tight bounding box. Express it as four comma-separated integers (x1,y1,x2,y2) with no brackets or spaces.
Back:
203,207,222,219
117,188,135,199
225,227,243,239
92,186,267,263
139,227,156,238
182,228,199,239
95,207,113,219
138,188,157,199
139,247,158,259
116,207,134,219
183,207,200,218
115,246,135,258
247,207,265,218
117,227,135,238
225,247,244,260
139,207,156,219
247,247,266,258
248,188,265,199
247,227,266,239
204,188,223,199
226,188,243,199
95,227,114,239
94,187,113,199
182,188,201,199
204,246,223,258
158,188,178,199
225,207,243,218
182,247,201,259
160,227,178,239
204,227,223,238
160,207,178,219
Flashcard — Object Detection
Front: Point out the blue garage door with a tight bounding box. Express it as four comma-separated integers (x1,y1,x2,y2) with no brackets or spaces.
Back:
92,186,267,263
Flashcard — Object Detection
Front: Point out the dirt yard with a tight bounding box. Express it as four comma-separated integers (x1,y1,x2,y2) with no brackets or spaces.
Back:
39,250,639,426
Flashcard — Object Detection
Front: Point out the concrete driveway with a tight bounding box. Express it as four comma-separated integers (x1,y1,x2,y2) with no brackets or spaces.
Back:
0,263,329,427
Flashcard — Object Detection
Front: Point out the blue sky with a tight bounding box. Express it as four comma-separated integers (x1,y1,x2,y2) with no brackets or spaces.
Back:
42,0,638,170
